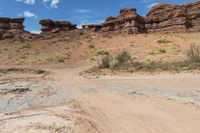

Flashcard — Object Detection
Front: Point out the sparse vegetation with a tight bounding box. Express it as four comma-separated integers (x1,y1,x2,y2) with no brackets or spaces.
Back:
97,50,109,56
149,48,167,55
0,68,47,74
21,43,31,49
91,49,200,74
88,44,95,49
115,51,131,65
99,51,131,69
187,44,200,62
157,39,172,44
158,48,166,54
91,60,200,74
99,54,113,68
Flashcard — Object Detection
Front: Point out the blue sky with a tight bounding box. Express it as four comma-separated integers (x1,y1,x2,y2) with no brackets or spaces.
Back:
0,0,196,33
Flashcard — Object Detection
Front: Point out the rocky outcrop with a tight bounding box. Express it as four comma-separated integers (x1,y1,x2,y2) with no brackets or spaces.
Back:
0,17,34,40
1,1,200,41
39,19,77,33
83,8,145,34
146,1,200,33
145,3,187,33
185,1,200,32
83,1,200,34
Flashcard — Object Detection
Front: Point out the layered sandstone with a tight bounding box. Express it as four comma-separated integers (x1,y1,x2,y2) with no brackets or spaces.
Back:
0,17,33,40
39,19,77,33
83,1,200,34
146,1,200,33
1,1,200,41
185,1,200,32
83,8,145,34
145,3,187,33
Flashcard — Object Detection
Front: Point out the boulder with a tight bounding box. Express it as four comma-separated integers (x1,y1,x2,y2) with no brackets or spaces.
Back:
39,19,77,33
39,19,55,26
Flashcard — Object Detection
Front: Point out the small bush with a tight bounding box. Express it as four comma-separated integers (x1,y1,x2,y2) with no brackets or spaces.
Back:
36,70,46,74
100,55,113,68
157,39,171,44
97,50,109,56
21,44,31,49
158,48,166,54
187,44,200,62
88,44,95,49
149,48,166,55
116,51,131,64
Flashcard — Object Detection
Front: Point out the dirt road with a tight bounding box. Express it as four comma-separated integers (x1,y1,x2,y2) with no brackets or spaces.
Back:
0,64,200,133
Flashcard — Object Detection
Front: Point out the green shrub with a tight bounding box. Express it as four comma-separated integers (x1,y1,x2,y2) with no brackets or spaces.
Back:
116,51,131,64
88,44,95,49
100,55,113,68
157,39,171,44
158,48,166,54
21,44,31,49
187,44,200,62
97,50,109,56
149,48,166,55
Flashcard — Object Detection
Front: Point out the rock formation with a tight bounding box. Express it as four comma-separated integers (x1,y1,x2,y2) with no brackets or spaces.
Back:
1,1,200,41
145,3,188,33
0,17,34,40
83,1,200,34
185,1,200,32
39,19,77,33
145,1,200,33
83,8,145,34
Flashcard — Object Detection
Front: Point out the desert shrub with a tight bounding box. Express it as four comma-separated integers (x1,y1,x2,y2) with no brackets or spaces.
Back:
100,54,113,68
97,50,109,56
21,43,31,49
116,51,131,65
187,44,200,62
36,69,46,74
88,44,95,49
158,48,166,54
157,39,172,44
149,48,166,55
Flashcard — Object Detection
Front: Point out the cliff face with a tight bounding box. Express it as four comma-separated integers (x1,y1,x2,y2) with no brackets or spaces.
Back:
82,8,145,34
145,3,188,33
0,17,24,39
0,17,35,40
186,1,200,32
83,1,200,34
145,1,200,33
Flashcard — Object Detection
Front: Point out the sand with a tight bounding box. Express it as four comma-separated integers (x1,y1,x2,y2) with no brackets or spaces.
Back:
0,64,200,133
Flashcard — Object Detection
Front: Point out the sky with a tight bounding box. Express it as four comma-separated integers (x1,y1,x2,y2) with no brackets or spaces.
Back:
0,0,196,33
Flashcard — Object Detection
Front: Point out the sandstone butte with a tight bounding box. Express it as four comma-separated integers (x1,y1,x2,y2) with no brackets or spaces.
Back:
0,1,200,40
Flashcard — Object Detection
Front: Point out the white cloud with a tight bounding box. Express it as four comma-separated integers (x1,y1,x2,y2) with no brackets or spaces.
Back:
74,9,93,13
16,0,35,5
23,11,35,17
148,2,159,8
18,11,36,18
42,0,60,8
30,30,41,34
51,0,59,8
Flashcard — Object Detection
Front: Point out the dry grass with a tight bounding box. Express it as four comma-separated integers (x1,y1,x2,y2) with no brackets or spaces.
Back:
0,32,200,65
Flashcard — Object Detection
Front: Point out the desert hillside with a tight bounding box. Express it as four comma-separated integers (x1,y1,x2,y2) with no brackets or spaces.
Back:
0,1,200,133
0,32,200,65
